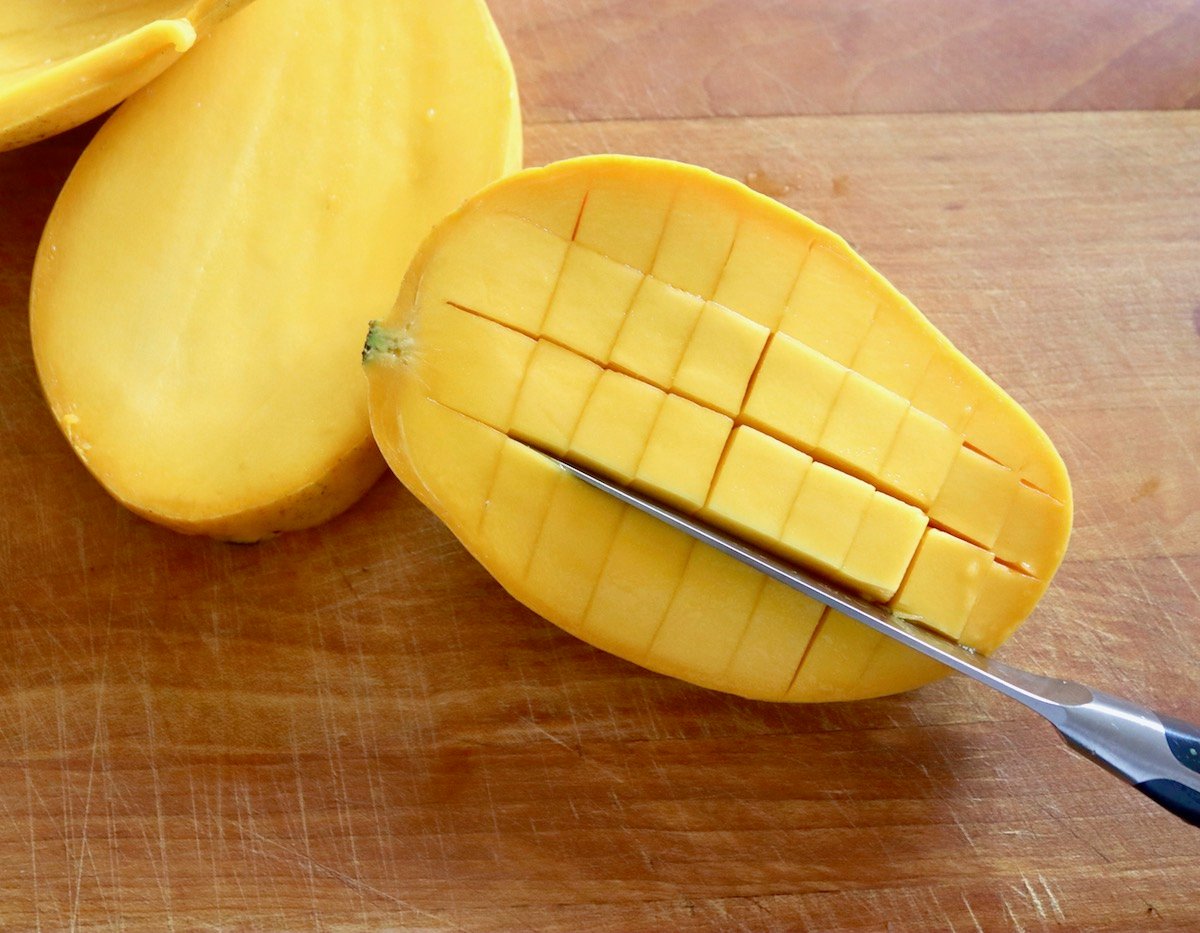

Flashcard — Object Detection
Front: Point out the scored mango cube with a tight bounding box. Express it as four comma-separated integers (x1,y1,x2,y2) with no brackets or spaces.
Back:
583,507,695,658
723,579,825,700
911,349,976,433
649,545,764,680
570,369,666,482
851,300,936,399
993,483,1070,577
420,213,568,334
672,300,769,416
420,303,535,431
963,386,1064,499
391,393,506,537
509,340,603,454
840,491,928,600
878,405,961,508
634,394,732,511
852,639,951,700
651,183,740,299
779,244,879,365
609,277,704,389
703,426,812,547
524,474,625,627
891,528,992,640
741,332,848,451
780,460,874,575
787,611,881,702
478,438,560,572
542,243,644,362
817,371,909,478
713,217,811,331
486,169,590,242
959,562,1046,654
574,175,676,270
929,446,1020,549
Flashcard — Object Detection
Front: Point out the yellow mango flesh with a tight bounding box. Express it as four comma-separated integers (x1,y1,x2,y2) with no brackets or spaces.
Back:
364,155,1072,702
31,0,521,540
0,1,254,152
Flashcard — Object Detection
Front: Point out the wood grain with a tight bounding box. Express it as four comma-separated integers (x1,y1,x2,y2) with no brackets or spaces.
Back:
2,109,1198,932
492,0,1200,121
2,2,1200,930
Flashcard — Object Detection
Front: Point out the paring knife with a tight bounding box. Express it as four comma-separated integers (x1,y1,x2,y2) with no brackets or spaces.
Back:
540,450,1200,827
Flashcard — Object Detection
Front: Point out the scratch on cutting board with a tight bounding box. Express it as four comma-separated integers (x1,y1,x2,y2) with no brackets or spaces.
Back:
24,770,44,933
520,715,579,755
1037,873,1066,923
187,773,221,931
289,720,326,929
960,893,985,933
349,641,397,901
1017,872,1047,920
240,824,464,931
318,678,372,926
1166,552,1200,605
67,712,101,931
950,810,981,856
1001,893,1027,933
68,619,111,932
141,685,176,933
1124,328,1197,478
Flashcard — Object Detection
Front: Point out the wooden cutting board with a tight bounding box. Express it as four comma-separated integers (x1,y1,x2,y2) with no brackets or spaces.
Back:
2,3,1199,930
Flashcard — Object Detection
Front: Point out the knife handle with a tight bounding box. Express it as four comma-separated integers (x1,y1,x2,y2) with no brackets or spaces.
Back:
1051,694,1200,827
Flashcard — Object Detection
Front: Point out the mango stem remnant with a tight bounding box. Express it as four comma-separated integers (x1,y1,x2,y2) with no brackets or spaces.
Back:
363,322,413,363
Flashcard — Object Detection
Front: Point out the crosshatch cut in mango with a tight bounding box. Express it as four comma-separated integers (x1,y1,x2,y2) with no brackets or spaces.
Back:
364,155,1073,702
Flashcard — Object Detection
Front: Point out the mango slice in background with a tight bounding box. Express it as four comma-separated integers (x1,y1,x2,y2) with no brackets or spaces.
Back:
0,1,253,152
31,0,521,540
364,156,1072,702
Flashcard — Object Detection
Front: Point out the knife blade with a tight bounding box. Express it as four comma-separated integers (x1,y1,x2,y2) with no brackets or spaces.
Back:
535,445,1200,827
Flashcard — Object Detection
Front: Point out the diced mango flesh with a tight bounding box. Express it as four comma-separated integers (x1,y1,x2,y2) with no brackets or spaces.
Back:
892,528,992,640
788,610,883,702
742,333,847,451
818,371,909,478
703,426,812,549
651,184,740,300
780,245,880,365
634,395,732,512
713,219,810,330
672,301,769,416
724,579,825,698
879,405,961,508
422,212,568,335
543,243,643,362
570,369,665,483
610,277,703,388
365,155,1072,702
479,438,559,572
510,340,603,454
781,461,874,576
584,508,694,658
649,545,764,681
852,303,937,399
416,304,535,432
524,475,624,627
842,492,928,601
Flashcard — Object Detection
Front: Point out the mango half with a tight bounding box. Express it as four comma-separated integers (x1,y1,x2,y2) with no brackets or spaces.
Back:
0,0,252,152
364,156,1072,701
31,0,521,540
